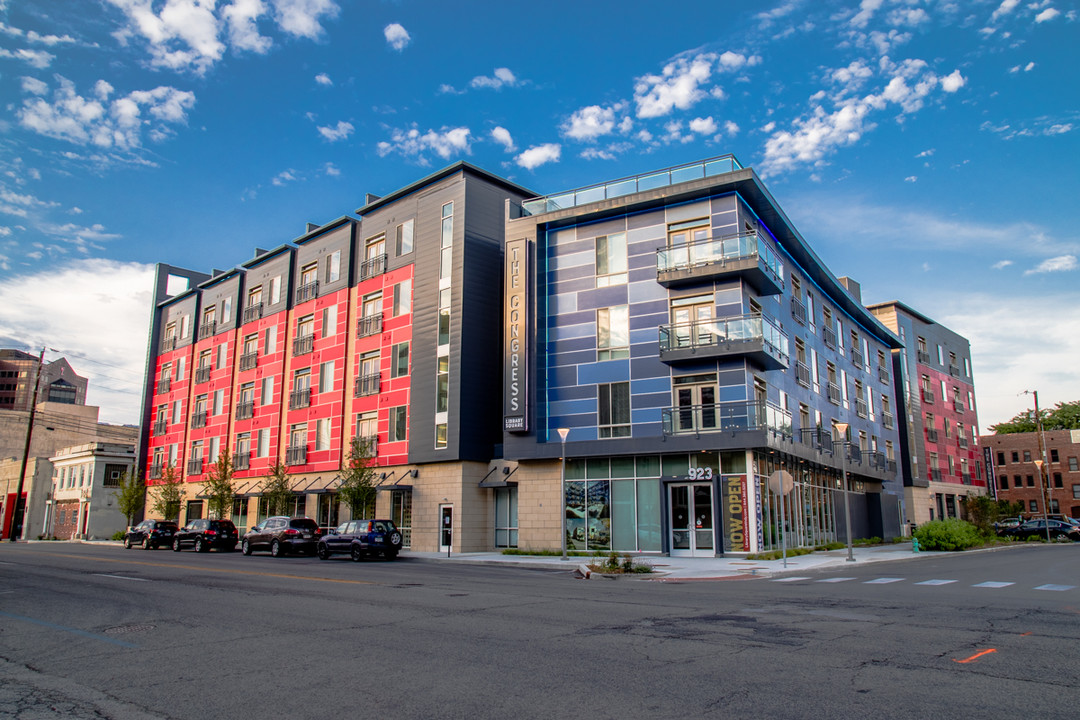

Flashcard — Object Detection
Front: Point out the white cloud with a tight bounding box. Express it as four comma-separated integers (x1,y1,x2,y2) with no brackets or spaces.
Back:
1024,255,1077,275
384,22,410,51
516,143,561,170
562,105,618,141
272,169,297,186
755,0,802,28
689,116,717,135
0,48,55,68
717,51,761,71
273,0,338,39
831,61,874,92
470,67,518,90
916,148,934,157
20,76,49,95
904,175,917,182
579,148,615,161
634,53,717,119
223,0,271,52
324,162,339,176
317,120,353,141
315,72,332,86
940,69,966,93
990,0,1021,22
0,259,154,423
724,120,739,136
887,8,929,26
850,0,884,28
1034,8,1061,22
376,126,471,163
490,126,515,152
992,260,1014,269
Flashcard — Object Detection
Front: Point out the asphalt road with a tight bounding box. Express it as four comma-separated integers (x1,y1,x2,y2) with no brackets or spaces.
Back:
1,542,1078,719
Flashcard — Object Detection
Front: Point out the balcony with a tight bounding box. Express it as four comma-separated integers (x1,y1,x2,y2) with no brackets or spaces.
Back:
867,452,887,471
826,382,842,405
186,457,203,475
293,333,314,357
522,155,741,216
359,254,387,281
239,352,257,372
851,348,864,369
958,436,969,449
878,365,891,384
888,459,898,473
286,445,307,466
655,230,784,295
843,445,863,466
296,281,319,304
357,435,378,456
961,472,973,485
949,364,961,378
149,463,163,480
917,350,931,364
883,412,895,430
921,387,935,403
791,296,807,325
199,321,216,339
158,376,171,394
160,336,176,353
354,373,380,398
795,361,811,388
153,420,167,436
658,314,789,370
243,303,263,324
234,452,250,471
195,365,211,384
822,324,837,349
926,428,939,443
800,427,833,454
661,400,791,438
931,468,943,482
190,411,208,429
954,400,965,413
357,313,383,338
855,398,868,418
235,401,254,420
289,388,311,410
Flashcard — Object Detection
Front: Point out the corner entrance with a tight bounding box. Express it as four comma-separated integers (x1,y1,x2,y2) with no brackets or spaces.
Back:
439,504,453,553
669,483,715,557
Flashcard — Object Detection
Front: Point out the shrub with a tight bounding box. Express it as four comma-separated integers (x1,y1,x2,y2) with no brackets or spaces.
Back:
912,518,984,551
111,530,127,541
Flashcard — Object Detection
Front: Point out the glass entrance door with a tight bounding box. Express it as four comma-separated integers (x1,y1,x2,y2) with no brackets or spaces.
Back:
671,301,713,349
439,504,453,552
669,484,715,557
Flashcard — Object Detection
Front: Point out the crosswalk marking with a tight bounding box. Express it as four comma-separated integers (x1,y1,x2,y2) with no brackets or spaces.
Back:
816,577,856,583
1034,584,1076,592
767,576,1078,591
864,577,904,584
914,579,957,585
973,581,1014,589
771,576,811,582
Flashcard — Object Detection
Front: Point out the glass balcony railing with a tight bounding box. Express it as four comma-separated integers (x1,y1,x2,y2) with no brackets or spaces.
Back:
655,230,784,292
662,400,792,438
658,314,789,368
521,155,742,216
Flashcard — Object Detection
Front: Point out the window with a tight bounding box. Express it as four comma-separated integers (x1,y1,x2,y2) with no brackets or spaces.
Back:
324,250,341,284
172,400,182,424
1051,448,1059,463
254,428,268,458
1073,484,1080,500
180,314,189,339
392,342,410,378
440,202,454,281
319,360,335,393
175,356,185,381
261,377,273,406
1013,475,1021,488
213,389,224,415
1026,474,1034,487
1011,451,1019,463
389,406,407,442
321,304,337,338
222,296,232,323
996,451,1005,466
216,343,226,369
316,418,331,451
595,232,628,287
1023,450,1031,462
436,355,449,413
289,423,307,448
999,474,1008,491
438,287,451,347
300,262,318,287
598,382,631,438
1029,500,1038,513
1070,457,1079,472
392,280,412,316
270,276,281,305
597,305,629,360
244,333,258,356
396,219,414,255
248,286,263,309
356,412,377,443
264,326,277,354
1053,472,1063,488
297,314,314,338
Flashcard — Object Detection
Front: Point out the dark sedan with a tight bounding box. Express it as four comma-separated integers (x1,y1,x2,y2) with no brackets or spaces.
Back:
171,519,239,552
317,519,403,561
1002,519,1080,542
124,519,178,550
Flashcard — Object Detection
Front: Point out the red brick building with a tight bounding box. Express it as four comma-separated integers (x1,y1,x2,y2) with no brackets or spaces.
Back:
981,430,1080,519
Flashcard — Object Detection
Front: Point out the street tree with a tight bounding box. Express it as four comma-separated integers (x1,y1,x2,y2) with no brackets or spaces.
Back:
261,459,294,517
991,400,1080,434
114,470,145,528
337,436,377,519
203,450,235,521
151,465,184,520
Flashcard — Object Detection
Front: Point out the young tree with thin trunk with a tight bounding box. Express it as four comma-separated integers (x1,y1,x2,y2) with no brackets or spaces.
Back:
151,465,184,521
337,436,377,519
203,450,235,521
115,470,145,528
261,459,294,517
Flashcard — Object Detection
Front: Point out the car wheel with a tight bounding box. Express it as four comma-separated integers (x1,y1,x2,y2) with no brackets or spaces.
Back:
143,536,153,550
241,539,251,556
389,531,402,547
123,536,132,549
195,537,206,553
271,539,282,557
351,545,364,562
172,537,181,552
317,543,330,560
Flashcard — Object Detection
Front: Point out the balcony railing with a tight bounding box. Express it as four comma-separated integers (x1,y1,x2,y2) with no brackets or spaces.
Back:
296,281,319,304
235,401,254,420
661,400,791,438
359,254,387,281
522,155,742,215
800,427,833,454
149,463,163,480
158,376,171,394
354,373,380,397
160,336,176,353
823,324,837,349
954,400,965,413
827,382,842,405
243,303,263,324
851,349,864,369
357,435,378,457
795,361,811,388
285,445,307,466
958,436,969,449
888,459,898,473
239,352,257,371
233,452,250,471
949,364,961,378
883,412,895,430
293,333,314,356
855,398,868,418
153,420,167,436
357,313,383,338
791,296,807,325
655,230,784,295
922,387,935,403
926,428,939,443
289,388,311,410
199,321,216,339
868,452,887,471
961,472,973,484
931,468,942,482
195,365,211,384
186,457,203,475
190,411,208,429
917,350,931,364
658,314,789,370
878,365,890,384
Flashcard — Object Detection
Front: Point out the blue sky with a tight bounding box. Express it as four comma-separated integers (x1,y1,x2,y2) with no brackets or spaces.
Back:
0,0,1077,427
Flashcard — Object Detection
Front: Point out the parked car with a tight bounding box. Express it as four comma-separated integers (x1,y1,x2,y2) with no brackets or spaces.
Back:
242,516,321,557
993,517,1023,534
1001,519,1080,542
123,519,178,550
316,519,404,561
171,518,239,552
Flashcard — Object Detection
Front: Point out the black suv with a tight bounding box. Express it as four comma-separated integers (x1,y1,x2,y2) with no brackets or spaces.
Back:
317,519,403,561
171,519,239,552
242,516,320,557
124,519,178,550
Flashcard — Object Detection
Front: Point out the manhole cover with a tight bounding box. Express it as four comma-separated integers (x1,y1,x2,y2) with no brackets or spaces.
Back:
103,624,156,635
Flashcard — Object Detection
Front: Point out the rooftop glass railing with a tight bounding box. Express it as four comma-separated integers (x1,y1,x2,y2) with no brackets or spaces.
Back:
521,155,742,216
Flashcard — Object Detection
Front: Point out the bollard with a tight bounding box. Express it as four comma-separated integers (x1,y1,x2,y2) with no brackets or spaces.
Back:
912,537,920,553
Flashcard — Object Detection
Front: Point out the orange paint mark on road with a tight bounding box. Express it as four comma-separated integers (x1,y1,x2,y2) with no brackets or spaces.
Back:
953,649,997,664
1020,632,1032,636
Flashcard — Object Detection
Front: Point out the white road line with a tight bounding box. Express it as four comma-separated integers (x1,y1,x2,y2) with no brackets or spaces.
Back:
816,577,856,583
1034,584,1076,592
973,581,1014,588
864,577,905,584
770,576,811,582
93,574,149,582
915,579,957,586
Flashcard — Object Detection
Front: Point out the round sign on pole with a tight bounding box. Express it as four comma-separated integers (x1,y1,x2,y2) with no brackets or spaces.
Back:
768,470,794,496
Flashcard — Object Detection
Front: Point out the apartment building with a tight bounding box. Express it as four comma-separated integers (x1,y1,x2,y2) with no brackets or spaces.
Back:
982,430,1080,519
138,163,533,551
868,301,985,525
500,156,905,556
0,349,88,411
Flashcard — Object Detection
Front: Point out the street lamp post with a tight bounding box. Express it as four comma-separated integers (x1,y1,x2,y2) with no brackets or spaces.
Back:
835,422,855,562
557,427,569,561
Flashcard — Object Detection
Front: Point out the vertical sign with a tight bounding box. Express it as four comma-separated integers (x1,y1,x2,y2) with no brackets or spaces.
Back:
983,445,996,499
504,237,529,432
722,474,750,552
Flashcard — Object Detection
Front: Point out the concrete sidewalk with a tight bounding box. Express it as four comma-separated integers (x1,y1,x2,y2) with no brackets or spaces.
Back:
401,543,941,580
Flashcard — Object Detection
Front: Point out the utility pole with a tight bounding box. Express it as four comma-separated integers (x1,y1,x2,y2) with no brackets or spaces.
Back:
1024,390,1052,542
8,348,45,542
